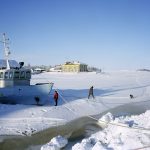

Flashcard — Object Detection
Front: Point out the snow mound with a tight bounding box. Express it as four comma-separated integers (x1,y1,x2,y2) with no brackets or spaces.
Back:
72,110,150,150
41,135,68,150
98,112,114,128
72,138,107,150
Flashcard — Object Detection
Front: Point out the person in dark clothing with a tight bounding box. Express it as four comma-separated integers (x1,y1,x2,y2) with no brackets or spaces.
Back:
54,91,59,106
88,86,95,99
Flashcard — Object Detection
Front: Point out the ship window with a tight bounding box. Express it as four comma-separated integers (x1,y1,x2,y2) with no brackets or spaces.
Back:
4,72,9,79
20,71,25,78
26,71,31,79
14,71,19,78
0,72,4,78
9,72,13,79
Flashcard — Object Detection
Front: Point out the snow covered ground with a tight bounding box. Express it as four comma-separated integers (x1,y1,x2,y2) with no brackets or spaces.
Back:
0,70,150,150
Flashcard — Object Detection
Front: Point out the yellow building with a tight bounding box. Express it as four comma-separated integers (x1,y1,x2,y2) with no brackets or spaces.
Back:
62,61,88,72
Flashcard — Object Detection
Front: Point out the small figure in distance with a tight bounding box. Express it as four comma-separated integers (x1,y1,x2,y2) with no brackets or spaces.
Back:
88,86,95,99
130,94,134,99
54,90,59,106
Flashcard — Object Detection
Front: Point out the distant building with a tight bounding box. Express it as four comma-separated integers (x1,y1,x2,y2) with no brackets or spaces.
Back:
62,61,88,72
49,65,62,72
32,68,45,74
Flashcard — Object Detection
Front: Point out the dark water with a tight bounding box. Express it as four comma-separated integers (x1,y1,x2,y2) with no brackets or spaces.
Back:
0,116,101,150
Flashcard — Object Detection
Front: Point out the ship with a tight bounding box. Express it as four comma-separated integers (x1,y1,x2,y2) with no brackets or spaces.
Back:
0,33,53,105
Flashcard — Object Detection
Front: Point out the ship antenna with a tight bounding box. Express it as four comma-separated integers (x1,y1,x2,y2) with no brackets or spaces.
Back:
2,33,11,69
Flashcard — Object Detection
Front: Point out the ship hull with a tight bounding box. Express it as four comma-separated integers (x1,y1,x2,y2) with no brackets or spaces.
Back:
0,83,53,105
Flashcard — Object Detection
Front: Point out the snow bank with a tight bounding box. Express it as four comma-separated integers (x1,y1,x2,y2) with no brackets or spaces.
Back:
41,110,150,150
41,135,68,150
98,112,114,128
72,111,150,150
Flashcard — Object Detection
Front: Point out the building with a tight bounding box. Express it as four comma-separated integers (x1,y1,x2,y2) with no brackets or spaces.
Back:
32,68,45,74
49,65,62,72
62,61,88,72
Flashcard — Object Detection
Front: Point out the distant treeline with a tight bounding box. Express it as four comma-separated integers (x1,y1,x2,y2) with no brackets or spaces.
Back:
87,66,102,72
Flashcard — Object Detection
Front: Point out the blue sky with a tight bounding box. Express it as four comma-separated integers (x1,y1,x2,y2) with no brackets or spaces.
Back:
0,0,150,70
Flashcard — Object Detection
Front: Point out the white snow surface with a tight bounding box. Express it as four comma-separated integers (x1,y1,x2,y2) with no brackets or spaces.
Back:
41,135,68,150
72,111,150,150
0,71,150,149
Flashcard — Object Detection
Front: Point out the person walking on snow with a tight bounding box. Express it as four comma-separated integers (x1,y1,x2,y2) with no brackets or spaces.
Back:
88,86,95,99
54,91,59,106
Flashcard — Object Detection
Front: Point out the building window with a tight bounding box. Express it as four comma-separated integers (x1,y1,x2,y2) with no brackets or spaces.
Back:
20,71,25,79
14,71,19,78
0,72,4,78
26,71,31,79
4,72,9,79
9,72,13,79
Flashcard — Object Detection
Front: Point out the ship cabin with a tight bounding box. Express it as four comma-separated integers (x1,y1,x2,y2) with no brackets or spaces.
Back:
0,59,31,88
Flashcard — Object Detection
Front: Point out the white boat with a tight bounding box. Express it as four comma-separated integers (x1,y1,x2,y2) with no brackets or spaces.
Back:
0,33,53,105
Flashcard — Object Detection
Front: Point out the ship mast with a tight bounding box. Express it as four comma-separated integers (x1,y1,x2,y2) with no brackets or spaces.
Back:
2,33,11,69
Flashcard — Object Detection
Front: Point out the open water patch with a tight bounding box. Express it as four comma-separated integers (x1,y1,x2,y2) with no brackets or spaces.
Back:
0,116,100,150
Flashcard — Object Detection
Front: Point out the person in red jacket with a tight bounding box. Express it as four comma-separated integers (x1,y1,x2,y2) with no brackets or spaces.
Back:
54,90,59,106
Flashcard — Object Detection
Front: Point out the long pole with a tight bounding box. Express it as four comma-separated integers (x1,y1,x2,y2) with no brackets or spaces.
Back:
2,33,10,69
